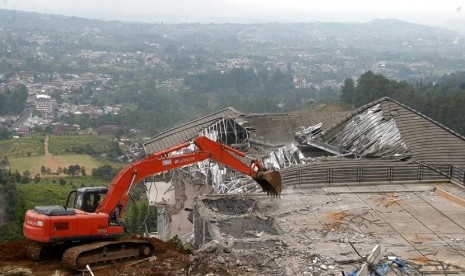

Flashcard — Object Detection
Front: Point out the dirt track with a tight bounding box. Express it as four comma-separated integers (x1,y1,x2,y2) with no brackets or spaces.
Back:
0,238,229,276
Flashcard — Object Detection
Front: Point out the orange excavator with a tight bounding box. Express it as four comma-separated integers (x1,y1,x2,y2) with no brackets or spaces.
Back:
23,136,282,270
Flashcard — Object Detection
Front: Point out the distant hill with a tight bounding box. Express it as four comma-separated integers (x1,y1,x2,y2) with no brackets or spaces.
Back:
435,19,465,33
0,8,454,40
0,8,152,34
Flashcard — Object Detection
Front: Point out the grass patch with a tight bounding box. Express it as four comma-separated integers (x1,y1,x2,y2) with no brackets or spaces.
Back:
48,134,115,156
0,134,45,158
9,154,105,175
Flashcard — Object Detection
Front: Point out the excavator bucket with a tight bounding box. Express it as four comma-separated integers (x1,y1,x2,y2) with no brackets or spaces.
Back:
254,170,282,196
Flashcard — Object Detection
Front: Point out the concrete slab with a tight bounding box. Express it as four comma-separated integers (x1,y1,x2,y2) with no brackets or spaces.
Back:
377,209,416,222
403,210,444,221
383,245,421,260
442,211,465,222
423,221,465,234
403,233,443,245
348,186,381,192
376,184,413,191
415,244,465,266
429,201,465,212
400,202,439,212
375,234,411,247
193,183,465,275
390,222,434,234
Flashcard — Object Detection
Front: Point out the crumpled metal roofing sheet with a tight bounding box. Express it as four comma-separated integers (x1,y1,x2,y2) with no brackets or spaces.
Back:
324,104,409,158
321,97,465,168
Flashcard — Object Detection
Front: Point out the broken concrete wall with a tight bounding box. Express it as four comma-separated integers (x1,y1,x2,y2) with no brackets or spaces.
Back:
145,175,213,241
193,195,282,249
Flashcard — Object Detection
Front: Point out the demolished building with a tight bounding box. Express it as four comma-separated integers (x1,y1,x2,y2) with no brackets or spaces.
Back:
191,97,465,275
140,104,350,240
281,97,465,188
132,97,465,274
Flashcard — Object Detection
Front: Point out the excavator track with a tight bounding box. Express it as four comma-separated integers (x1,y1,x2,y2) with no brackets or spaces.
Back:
26,242,43,261
26,242,66,261
62,239,155,271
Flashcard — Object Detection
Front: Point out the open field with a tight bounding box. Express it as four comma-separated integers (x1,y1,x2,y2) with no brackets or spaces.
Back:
0,134,115,158
0,135,45,158
8,154,104,175
47,134,114,155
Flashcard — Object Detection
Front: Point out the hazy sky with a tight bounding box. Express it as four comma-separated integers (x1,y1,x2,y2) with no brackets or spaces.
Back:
1,0,464,24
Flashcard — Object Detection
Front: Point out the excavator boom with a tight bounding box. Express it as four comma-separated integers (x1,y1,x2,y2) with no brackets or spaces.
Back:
98,136,281,215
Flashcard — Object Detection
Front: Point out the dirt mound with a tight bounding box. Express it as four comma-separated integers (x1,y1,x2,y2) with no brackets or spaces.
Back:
0,237,229,276
0,240,28,260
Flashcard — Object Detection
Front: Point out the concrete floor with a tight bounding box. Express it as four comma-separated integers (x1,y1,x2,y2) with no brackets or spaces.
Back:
195,182,465,275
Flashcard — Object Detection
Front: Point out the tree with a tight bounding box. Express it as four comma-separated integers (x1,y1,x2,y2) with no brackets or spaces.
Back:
67,164,81,177
92,165,117,180
0,127,11,140
80,166,87,176
14,170,21,183
22,170,31,184
340,77,355,105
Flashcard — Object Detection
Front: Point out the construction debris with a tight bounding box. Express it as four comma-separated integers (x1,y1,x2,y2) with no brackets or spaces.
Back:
191,182,465,275
297,104,411,159
0,265,32,276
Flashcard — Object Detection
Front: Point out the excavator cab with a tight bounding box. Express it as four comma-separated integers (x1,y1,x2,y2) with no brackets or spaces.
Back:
65,187,108,213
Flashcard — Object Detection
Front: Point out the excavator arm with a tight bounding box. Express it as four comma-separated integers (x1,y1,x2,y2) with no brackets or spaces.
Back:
97,136,281,215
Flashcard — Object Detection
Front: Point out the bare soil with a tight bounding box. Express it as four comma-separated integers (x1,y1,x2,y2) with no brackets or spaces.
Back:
0,238,229,276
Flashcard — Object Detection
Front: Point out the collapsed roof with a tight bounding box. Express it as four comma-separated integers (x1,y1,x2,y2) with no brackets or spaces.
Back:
297,104,410,159
141,98,465,252
144,97,465,192
297,97,465,168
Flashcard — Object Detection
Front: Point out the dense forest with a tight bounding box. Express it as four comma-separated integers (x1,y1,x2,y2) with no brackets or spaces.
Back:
341,71,465,135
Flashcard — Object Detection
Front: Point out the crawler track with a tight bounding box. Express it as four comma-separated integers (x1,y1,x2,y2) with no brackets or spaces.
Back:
62,240,155,271
26,242,43,261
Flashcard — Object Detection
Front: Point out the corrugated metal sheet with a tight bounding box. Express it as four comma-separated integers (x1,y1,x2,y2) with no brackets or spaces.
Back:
143,107,242,153
321,97,465,169
323,104,409,158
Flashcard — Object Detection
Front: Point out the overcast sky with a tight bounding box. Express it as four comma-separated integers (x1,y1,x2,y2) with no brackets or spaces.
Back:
1,0,464,24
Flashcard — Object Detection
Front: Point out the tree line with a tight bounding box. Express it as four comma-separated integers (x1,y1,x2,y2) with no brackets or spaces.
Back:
341,71,465,135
